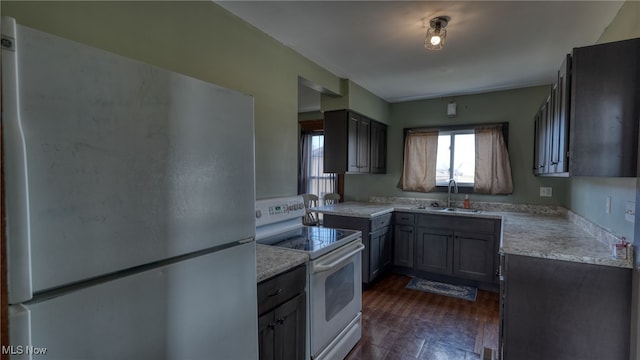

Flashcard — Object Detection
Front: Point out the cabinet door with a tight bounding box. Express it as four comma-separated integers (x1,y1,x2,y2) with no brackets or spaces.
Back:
347,113,360,172
370,120,387,174
370,226,392,282
357,116,371,172
274,292,306,360
503,255,631,360
549,55,570,174
533,96,551,175
258,311,276,360
570,39,640,176
453,231,494,282
393,224,414,268
415,228,453,275
380,226,392,269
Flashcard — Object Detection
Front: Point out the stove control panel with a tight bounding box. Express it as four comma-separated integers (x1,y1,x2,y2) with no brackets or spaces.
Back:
255,195,307,228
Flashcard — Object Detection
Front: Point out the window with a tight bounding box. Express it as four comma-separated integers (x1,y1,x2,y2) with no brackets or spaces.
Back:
399,122,512,194
298,121,337,199
301,133,336,197
436,131,475,187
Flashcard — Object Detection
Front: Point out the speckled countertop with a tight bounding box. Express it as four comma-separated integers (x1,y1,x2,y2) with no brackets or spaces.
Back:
500,212,632,268
256,244,308,283
311,201,633,269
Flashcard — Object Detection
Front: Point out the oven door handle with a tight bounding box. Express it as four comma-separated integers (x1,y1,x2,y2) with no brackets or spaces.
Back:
312,243,365,274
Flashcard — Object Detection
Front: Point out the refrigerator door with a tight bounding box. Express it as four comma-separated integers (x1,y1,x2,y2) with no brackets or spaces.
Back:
9,242,258,360
1,19,256,300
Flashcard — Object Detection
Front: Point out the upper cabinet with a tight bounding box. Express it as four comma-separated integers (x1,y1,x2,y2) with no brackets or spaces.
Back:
533,55,571,176
324,109,387,174
569,38,640,177
534,38,640,177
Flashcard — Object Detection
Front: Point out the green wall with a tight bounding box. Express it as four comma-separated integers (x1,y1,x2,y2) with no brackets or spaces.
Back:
345,86,570,206
0,1,386,199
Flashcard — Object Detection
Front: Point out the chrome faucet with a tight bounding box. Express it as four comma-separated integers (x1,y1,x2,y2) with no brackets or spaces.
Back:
447,179,458,208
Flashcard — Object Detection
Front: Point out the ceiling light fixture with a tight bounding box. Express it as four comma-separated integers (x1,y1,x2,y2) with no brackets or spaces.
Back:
425,16,450,51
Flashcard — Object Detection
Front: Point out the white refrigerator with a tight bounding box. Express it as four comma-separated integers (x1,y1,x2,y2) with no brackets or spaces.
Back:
1,17,258,359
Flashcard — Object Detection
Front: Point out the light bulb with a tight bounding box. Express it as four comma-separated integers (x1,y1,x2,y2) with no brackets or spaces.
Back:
430,36,441,46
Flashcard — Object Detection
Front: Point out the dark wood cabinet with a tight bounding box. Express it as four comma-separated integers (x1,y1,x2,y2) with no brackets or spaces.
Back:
569,38,640,177
393,212,416,268
453,231,494,282
370,226,391,280
533,54,570,176
323,212,392,284
533,93,551,175
394,213,500,286
257,265,306,360
370,120,387,174
500,254,631,360
550,54,570,174
534,38,640,177
324,109,387,174
415,227,453,274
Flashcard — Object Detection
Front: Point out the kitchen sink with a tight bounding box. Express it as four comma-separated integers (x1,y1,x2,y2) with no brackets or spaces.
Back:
414,206,482,214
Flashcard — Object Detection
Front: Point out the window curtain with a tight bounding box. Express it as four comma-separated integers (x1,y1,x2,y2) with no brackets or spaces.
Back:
474,126,513,194
298,132,311,194
398,130,439,192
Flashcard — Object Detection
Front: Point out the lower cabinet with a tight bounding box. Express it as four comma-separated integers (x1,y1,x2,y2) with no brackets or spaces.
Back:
324,213,392,284
500,254,631,360
257,265,306,360
393,224,415,268
415,228,453,274
370,226,392,281
394,213,500,285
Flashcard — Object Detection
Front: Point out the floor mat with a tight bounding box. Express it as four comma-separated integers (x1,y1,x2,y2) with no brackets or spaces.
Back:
406,277,477,301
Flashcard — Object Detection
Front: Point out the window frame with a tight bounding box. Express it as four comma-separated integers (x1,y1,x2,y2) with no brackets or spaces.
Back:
402,122,509,194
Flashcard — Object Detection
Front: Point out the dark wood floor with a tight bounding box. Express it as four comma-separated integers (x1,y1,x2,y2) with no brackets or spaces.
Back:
346,273,500,360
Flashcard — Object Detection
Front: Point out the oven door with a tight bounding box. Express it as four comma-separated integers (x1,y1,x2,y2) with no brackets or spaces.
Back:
309,239,364,357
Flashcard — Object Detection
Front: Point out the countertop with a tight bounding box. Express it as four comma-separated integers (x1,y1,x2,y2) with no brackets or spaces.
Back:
311,201,633,269
256,244,308,283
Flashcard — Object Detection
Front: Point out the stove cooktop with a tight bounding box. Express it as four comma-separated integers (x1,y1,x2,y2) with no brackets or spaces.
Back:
262,226,361,259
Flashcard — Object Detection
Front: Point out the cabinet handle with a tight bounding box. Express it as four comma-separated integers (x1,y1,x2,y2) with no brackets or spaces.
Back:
268,288,283,297
276,318,285,325
268,323,276,329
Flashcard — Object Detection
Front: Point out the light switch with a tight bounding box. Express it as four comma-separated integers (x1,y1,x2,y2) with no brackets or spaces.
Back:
605,196,611,214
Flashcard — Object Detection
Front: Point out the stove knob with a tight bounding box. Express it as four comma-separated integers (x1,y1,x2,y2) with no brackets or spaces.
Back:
255,210,262,219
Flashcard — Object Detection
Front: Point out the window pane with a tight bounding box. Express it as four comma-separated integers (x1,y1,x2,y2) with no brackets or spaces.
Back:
453,133,475,184
436,135,451,184
307,134,336,198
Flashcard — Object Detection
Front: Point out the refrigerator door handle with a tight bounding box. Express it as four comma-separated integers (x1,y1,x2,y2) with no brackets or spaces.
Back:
2,17,34,304
9,304,32,359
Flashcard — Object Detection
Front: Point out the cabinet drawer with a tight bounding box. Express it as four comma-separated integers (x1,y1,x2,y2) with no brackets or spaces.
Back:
394,212,415,225
371,213,392,231
257,264,306,315
418,214,496,234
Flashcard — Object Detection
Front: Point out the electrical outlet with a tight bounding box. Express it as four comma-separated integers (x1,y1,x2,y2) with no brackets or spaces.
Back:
626,201,636,223
605,196,611,214
539,187,552,197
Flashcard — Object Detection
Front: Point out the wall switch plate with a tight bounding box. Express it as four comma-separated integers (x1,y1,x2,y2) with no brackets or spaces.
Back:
539,187,552,197
605,196,612,214
625,201,635,223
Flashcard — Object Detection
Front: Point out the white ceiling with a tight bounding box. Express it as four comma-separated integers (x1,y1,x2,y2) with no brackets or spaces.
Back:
216,1,624,106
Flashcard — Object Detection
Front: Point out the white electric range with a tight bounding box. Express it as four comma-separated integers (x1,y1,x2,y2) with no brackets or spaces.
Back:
256,196,363,360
